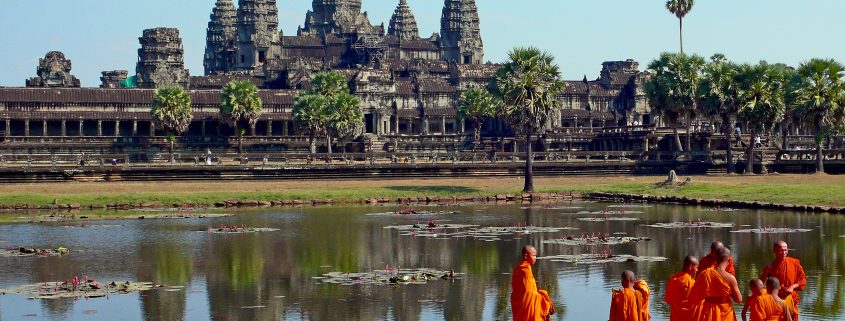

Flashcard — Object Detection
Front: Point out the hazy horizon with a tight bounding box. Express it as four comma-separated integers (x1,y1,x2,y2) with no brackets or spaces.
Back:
1,0,844,87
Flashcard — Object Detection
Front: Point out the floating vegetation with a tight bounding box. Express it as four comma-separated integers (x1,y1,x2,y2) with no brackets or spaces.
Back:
607,204,653,209
317,268,461,286
1,247,70,258
543,236,651,246
730,228,813,234
205,225,280,234
61,224,123,229
540,254,668,265
138,213,232,220
576,210,644,215
703,208,743,212
0,279,157,299
578,217,640,222
385,223,576,241
646,222,734,229
365,210,458,217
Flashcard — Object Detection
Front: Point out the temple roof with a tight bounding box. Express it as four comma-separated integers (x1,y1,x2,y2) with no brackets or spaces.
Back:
388,0,420,40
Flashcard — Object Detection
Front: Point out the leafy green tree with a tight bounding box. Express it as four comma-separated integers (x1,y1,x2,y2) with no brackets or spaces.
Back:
220,80,263,156
492,47,564,192
665,0,695,55
457,88,499,144
700,58,740,173
793,58,845,174
293,71,362,156
151,86,192,162
645,52,706,155
736,63,788,174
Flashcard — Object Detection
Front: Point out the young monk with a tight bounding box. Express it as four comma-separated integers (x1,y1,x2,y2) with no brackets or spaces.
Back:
765,277,794,321
698,241,736,276
609,270,651,321
689,247,742,321
511,245,555,321
665,256,698,321
760,241,805,321
743,279,788,321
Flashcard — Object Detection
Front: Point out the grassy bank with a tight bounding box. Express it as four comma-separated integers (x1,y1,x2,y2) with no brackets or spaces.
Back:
0,174,842,208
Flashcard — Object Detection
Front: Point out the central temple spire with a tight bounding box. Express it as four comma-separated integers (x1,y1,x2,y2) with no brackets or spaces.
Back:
440,0,484,64
300,0,380,38
236,0,282,70
388,0,420,40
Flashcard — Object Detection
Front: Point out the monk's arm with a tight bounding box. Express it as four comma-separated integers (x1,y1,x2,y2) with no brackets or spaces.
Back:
740,297,750,321
781,301,793,321
729,277,743,303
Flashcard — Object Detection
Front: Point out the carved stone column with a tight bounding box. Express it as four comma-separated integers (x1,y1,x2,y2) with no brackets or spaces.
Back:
24,120,30,137
42,120,48,136
78,120,84,137
97,120,103,136
441,116,447,135
281,121,288,136
423,118,429,135
201,121,207,137
61,120,67,137
150,122,156,137
5,120,10,137
249,123,256,136
266,120,272,137
115,121,121,137
393,115,399,135
132,121,138,136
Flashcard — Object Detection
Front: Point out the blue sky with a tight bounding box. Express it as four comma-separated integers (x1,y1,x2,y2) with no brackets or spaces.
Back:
1,0,844,87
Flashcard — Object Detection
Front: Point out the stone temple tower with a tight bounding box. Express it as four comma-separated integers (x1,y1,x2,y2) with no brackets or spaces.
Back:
204,0,238,75
236,0,282,71
136,28,190,88
300,0,380,37
440,0,484,64
388,0,419,40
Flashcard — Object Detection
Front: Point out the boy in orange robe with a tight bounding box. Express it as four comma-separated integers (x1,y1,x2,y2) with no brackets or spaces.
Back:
511,245,555,321
689,248,742,321
609,270,651,321
743,279,792,321
760,241,806,321
698,241,736,276
665,256,699,321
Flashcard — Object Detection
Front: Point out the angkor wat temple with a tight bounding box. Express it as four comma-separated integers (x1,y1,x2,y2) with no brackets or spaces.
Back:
0,0,656,161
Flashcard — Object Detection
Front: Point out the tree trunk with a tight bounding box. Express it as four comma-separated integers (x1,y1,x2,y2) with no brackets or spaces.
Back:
309,131,316,154
523,130,535,193
474,124,481,143
679,18,684,55
686,119,693,158
816,118,825,173
724,119,735,174
326,133,333,156
673,127,684,154
169,137,174,164
236,125,242,156
745,131,756,175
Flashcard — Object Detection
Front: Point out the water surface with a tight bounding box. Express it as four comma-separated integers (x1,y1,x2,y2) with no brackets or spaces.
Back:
0,203,843,321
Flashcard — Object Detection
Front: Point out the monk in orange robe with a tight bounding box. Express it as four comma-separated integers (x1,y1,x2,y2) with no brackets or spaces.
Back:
743,278,792,321
760,241,806,321
689,247,742,321
765,277,794,321
741,279,766,321
698,241,736,276
666,256,698,321
609,270,651,321
511,245,555,321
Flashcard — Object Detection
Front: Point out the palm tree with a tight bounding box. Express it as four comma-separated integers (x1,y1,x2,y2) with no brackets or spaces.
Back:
665,0,695,55
293,94,328,154
457,88,499,145
151,86,193,163
645,52,706,156
700,59,740,173
736,63,787,174
793,58,845,174
491,47,564,193
220,80,263,156
326,92,363,155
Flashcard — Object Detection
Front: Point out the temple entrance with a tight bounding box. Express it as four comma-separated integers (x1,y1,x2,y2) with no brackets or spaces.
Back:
364,114,374,134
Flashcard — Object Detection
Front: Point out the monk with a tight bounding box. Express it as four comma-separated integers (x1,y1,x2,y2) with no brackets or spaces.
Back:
698,241,736,276
765,277,794,321
760,241,806,320
665,256,698,321
743,278,792,321
511,245,555,321
741,279,766,321
689,247,742,321
609,270,651,321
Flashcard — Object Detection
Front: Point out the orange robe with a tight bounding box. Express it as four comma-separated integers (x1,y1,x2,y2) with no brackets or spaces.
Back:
760,257,806,304
689,267,738,321
635,280,652,321
665,272,695,321
511,260,553,321
748,294,784,321
698,253,736,276
610,287,648,321
782,296,798,321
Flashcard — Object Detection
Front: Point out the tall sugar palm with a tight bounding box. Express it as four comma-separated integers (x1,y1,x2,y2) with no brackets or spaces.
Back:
665,0,695,55
220,80,263,156
293,71,362,156
736,63,787,174
151,86,193,163
645,52,706,156
293,94,328,154
793,58,845,174
492,47,564,193
457,88,499,145
326,92,363,155
700,59,740,173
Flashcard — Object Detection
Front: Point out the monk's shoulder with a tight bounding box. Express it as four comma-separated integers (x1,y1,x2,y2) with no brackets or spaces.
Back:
786,257,803,266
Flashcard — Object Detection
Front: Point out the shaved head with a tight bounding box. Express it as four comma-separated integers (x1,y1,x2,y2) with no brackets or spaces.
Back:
766,277,781,290
622,270,636,281
750,279,765,296
773,241,789,260
521,245,538,265
710,241,725,253
522,245,536,255
718,247,732,264
683,255,699,275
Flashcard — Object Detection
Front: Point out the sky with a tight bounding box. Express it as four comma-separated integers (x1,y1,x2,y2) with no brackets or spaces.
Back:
1,0,844,87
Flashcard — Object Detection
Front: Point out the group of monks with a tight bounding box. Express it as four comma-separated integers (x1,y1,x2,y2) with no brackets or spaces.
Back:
510,240,806,321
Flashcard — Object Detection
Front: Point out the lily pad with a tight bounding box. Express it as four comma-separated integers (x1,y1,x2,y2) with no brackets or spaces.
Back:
318,268,461,286
702,208,743,212
539,254,668,264
730,228,813,234
61,224,124,229
205,227,280,234
365,210,457,217
543,236,651,246
1,247,71,258
139,213,232,220
607,205,653,208
578,217,641,222
385,224,577,240
576,210,644,215
646,222,734,229
0,281,157,299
